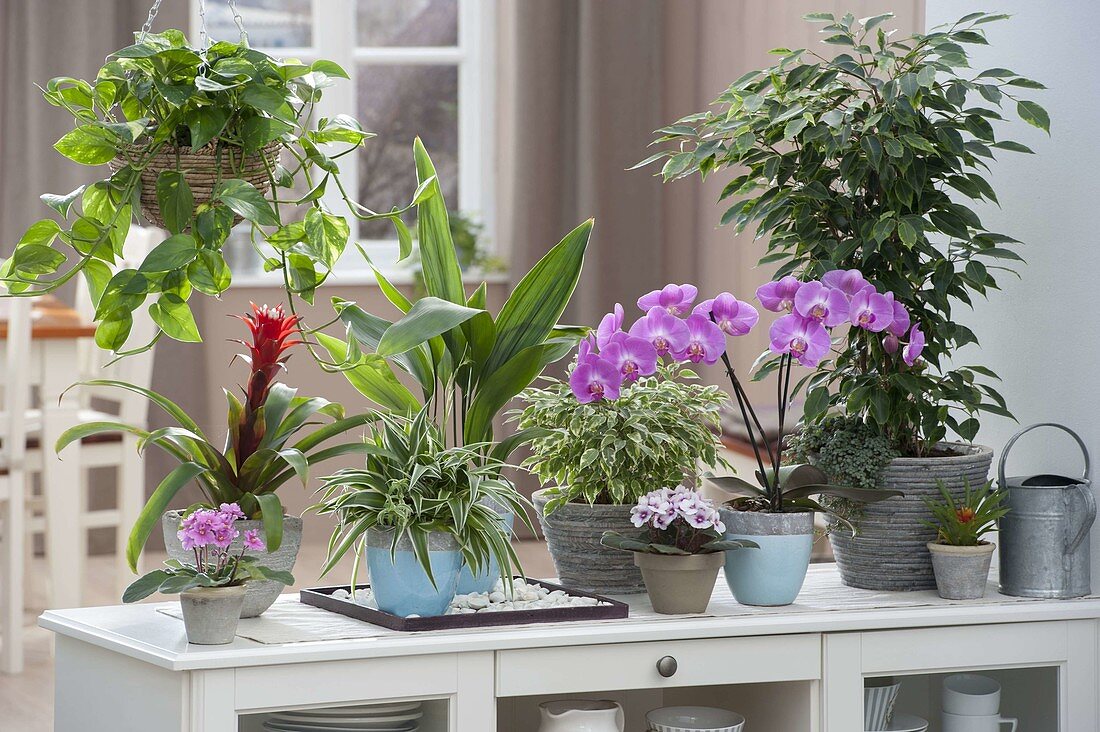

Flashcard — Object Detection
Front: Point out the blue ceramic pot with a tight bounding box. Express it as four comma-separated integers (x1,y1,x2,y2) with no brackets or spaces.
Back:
456,506,515,595
366,528,462,617
720,508,814,606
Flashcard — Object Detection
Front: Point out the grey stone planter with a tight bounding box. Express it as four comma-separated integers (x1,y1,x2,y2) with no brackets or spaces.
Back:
163,511,302,617
634,551,723,614
533,488,646,595
826,443,993,591
179,585,246,644
928,542,995,600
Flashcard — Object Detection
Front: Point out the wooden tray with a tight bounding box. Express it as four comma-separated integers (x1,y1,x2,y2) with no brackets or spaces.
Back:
299,578,629,631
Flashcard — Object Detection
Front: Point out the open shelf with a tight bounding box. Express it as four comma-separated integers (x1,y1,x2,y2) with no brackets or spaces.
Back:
499,680,817,731
238,697,450,732
873,667,1058,732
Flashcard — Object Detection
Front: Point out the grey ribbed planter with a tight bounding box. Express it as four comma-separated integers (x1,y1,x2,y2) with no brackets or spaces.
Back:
827,443,993,591
163,511,302,617
533,488,646,595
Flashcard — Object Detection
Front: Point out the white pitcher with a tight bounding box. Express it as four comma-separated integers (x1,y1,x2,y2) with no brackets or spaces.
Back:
538,700,625,732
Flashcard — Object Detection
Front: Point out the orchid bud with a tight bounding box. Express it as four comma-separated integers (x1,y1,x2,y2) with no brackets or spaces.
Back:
883,333,900,354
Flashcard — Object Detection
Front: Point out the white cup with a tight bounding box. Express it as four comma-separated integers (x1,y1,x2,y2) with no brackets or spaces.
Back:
864,678,901,731
942,674,1001,716
942,711,1017,732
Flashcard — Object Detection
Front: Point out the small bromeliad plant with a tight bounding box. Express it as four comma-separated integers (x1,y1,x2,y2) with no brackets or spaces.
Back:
641,11,1048,457
56,303,375,571
602,487,755,556
122,503,294,603
0,27,421,352
925,479,1009,547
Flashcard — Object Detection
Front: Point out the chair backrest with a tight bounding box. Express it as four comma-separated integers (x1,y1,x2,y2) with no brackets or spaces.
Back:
2,297,33,474
75,226,162,424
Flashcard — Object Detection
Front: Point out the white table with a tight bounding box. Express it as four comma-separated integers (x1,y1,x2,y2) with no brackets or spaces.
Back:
40,565,1100,731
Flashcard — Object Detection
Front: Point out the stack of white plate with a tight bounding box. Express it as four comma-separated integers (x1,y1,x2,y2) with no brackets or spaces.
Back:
263,701,422,732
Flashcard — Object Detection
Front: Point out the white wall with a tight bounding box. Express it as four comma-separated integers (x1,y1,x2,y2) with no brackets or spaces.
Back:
926,2,1100,576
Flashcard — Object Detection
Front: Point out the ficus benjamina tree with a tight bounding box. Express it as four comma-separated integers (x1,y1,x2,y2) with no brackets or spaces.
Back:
641,11,1048,456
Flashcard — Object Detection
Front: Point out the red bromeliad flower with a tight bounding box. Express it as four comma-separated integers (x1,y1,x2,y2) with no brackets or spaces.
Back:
231,303,302,467
956,506,976,524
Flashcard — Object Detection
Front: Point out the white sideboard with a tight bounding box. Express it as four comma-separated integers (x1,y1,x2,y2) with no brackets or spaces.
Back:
39,565,1100,732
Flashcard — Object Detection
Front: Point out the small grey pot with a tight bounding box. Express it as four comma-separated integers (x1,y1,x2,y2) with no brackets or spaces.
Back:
163,511,302,617
179,585,246,645
634,551,724,614
928,542,995,600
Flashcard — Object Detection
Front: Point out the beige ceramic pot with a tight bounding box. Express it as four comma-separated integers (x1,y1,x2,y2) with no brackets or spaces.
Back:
634,551,724,614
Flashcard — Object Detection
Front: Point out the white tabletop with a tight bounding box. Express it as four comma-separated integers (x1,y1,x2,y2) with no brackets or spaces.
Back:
39,564,1100,672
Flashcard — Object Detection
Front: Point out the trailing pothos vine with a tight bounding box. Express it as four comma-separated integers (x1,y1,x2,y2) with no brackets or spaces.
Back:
0,29,424,354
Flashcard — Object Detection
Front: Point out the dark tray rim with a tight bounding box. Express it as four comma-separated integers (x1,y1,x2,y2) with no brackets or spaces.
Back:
300,578,629,632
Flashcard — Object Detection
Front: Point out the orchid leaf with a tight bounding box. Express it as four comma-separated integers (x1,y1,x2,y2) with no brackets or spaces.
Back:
704,473,768,497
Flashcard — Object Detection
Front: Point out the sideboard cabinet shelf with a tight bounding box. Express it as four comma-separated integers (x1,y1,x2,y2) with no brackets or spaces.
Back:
40,565,1100,731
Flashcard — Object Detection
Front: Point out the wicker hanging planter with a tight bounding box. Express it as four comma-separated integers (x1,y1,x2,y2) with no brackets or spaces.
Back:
109,141,281,229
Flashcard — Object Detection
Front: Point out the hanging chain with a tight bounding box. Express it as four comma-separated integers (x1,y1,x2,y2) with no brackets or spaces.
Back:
137,0,165,42
227,0,250,45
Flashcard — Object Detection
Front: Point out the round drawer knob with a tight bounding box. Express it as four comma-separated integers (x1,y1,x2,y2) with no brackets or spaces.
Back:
656,655,678,677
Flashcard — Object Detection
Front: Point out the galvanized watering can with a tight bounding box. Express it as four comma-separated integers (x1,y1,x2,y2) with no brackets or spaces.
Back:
998,423,1096,599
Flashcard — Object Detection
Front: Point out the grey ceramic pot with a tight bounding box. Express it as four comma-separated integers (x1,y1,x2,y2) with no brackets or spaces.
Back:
533,488,646,595
634,551,723,614
179,585,246,644
162,511,302,617
826,443,993,592
928,542,995,600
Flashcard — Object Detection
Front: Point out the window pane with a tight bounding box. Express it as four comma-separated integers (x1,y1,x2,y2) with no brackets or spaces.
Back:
357,0,458,48
357,65,459,239
206,0,312,48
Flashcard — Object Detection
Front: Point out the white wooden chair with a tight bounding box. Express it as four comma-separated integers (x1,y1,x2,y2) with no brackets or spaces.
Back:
1,297,32,673
25,226,159,599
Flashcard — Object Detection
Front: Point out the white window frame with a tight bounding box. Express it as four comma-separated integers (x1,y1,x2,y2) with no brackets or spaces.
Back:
190,0,497,284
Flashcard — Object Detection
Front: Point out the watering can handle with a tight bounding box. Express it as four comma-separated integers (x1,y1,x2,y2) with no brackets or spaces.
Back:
1067,480,1097,556
997,423,1091,489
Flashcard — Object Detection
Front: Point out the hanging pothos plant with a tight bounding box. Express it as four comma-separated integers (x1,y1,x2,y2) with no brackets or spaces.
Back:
0,28,422,353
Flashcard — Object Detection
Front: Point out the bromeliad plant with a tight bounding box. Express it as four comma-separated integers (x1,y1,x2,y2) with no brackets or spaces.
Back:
56,303,375,571
641,11,1047,456
317,140,591,461
0,28,420,352
601,486,757,556
924,479,1009,546
123,503,294,602
311,408,533,588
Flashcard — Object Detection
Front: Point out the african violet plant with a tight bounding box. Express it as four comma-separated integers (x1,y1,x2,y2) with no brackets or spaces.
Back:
601,486,756,556
641,11,1047,456
0,29,417,353
56,303,374,570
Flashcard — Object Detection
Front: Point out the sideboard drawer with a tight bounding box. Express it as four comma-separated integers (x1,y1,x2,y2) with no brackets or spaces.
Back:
496,633,821,696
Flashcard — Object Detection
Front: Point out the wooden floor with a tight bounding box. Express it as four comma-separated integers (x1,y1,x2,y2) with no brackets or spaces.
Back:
0,538,556,731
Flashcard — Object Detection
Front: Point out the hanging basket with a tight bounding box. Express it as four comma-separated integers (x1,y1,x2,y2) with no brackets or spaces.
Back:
109,141,281,229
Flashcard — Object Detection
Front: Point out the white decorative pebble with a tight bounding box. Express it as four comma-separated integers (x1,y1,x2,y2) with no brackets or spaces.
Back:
467,595,489,609
488,591,506,603
332,589,350,600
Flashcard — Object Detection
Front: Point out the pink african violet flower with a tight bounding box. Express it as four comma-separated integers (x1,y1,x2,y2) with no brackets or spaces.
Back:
821,269,869,299
793,281,849,327
756,276,803,312
569,357,623,403
220,503,246,520
602,331,658,382
630,487,724,533
849,286,894,332
885,294,911,338
243,529,265,552
769,314,830,367
903,324,926,366
675,314,726,365
629,307,690,357
637,283,698,316
596,304,624,349
693,292,759,337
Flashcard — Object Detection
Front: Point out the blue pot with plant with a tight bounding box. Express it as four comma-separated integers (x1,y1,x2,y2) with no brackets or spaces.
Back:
456,500,515,595
314,409,531,618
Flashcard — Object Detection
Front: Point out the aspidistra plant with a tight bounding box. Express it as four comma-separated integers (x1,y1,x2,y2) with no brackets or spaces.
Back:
56,303,377,570
316,139,592,465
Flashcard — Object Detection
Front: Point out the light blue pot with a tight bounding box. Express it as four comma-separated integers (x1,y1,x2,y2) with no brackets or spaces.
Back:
720,508,814,606
456,508,515,595
366,528,462,617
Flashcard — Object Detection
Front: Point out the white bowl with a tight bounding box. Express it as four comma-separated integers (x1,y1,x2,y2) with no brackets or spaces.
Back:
647,706,746,732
